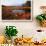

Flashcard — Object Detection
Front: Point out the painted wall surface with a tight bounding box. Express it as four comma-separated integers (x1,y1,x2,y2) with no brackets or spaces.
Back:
0,0,46,42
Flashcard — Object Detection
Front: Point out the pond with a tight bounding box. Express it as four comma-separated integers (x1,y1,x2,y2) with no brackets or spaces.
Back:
12,10,25,13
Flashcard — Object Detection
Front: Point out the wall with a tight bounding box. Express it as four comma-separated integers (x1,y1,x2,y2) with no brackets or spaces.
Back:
0,0,46,42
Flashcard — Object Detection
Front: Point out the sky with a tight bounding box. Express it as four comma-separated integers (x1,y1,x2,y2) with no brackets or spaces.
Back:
1,0,27,6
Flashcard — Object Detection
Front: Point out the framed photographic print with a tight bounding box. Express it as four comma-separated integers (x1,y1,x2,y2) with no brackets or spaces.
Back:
2,0,33,21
